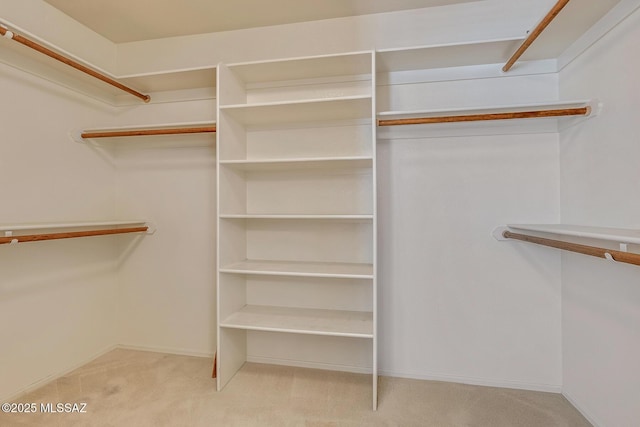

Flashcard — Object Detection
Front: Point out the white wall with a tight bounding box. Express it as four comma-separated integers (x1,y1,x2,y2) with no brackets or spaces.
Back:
377,73,562,391
0,62,119,400
0,0,116,73
113,100,217,357
559,7,640,427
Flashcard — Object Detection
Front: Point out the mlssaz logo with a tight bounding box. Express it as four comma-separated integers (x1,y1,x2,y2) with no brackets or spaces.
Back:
40,403,88,413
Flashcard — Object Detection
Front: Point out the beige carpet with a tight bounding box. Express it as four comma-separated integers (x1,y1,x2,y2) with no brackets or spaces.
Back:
0,349,591,426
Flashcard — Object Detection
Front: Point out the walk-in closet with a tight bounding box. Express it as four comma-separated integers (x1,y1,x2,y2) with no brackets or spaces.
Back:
1,1,638,425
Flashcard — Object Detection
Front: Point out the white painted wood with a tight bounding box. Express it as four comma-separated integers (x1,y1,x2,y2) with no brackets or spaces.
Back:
220,214,373,220
118,68,216,93
377,100,594,139
75,121,217,147
220,259,374,279
220,96,372,126
0,19,216,105
220,156,373,171
376,38,525,72
378,100,593,119
506,224,640,245
370,51,379,411
227,52,373,85
216,52,376,402
557,0,640,71
0,220,147,232
79,121,216,133
221,305,374,338
520,0,625,62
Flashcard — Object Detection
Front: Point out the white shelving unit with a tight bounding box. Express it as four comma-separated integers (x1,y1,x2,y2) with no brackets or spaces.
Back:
217,51,377,408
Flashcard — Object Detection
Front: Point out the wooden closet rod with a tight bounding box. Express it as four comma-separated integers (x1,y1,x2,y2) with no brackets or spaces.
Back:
503,230,640,267
377,106,590,127
0,226,148,245
0,24,150,103
81,126,217,139
503,0,571,72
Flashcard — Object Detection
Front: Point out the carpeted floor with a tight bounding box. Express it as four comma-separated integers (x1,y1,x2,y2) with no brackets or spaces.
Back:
0,349,591,426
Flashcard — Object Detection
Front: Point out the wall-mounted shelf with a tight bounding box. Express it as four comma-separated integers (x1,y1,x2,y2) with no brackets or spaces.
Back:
0,21,216,105
117,68,216,96
377,100,599,138
0,220,154,245
494,224,640,246
517,0,624,64
376,37,525,73
493,224,640,267
72,121,216,145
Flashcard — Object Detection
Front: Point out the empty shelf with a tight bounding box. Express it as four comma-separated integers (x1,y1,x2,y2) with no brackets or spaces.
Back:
219,156,373,171
220,259,374,279
227,52,372,84
219,96,372,126
220,305,373,338
0,220,148,233
220,214,373,220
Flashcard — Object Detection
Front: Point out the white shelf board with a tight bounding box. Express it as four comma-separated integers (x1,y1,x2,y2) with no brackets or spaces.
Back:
227,52,372,84
506,224,640,245
219,95,372,126
80,121,215,132
220,259,374,279
377,100,594,119
118,68,216,93
376,38,525,73
520,0,623,62
0,34,125,105
73,121,217,147
220,305,373,338
79,120,216,134
0,220,148,233
220,214,373,220
219,156,372,171
377,100,596,138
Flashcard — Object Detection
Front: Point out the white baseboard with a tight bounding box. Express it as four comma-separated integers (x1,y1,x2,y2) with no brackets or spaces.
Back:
1,344,118,403
562,391,602,427
377,368,562,394
117,343,214,359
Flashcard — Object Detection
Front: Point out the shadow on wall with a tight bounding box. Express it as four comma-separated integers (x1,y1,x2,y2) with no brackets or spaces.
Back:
0,235,144,298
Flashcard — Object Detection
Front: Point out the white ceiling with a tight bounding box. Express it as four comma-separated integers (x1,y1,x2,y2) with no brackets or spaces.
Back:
44,0,480,43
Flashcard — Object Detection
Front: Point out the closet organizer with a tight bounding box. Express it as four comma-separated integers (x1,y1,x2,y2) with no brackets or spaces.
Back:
4,0,635,412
